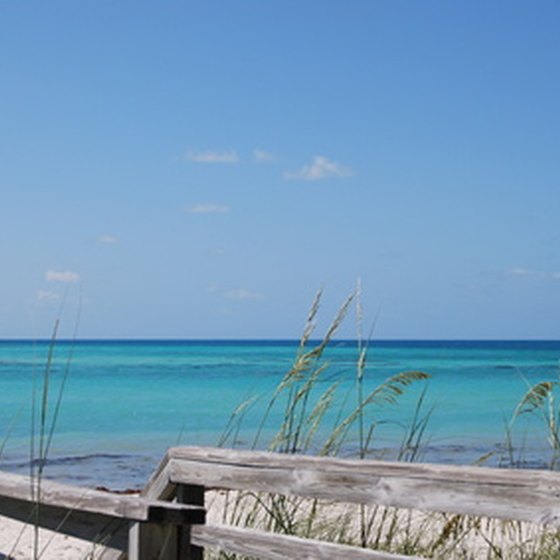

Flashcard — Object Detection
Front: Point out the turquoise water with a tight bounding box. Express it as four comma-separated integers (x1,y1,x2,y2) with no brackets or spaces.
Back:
0,340,559,489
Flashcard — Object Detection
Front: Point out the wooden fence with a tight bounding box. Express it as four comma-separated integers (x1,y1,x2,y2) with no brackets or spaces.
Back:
2,446,560,559
0,469,204,559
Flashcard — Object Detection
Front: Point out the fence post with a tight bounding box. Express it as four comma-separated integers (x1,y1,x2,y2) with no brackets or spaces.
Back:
128,520,179,560
176,484,205,560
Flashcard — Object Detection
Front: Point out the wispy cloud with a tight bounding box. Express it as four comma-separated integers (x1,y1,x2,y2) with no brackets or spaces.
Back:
285,156,352,181
46,269,80,283
186,203,230,214
253,149,277,163
98,234,117,244
185,149,239,164
507,267,534,277
225,288,264,301
507,267,560,280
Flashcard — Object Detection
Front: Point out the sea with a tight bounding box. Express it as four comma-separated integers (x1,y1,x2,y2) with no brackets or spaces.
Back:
0,339,559,490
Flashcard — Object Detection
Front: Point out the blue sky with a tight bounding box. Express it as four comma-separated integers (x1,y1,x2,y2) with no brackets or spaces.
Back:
1,1,559,339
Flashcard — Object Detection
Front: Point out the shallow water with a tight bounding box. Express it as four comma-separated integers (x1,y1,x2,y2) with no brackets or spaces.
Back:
0,340,558,488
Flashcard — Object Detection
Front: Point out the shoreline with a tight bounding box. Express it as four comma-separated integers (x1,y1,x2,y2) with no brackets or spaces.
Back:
0,438,555,491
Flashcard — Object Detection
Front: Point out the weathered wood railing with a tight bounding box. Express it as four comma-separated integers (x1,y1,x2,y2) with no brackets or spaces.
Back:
0,470,205,559
2,446,560,559
141,446,560,559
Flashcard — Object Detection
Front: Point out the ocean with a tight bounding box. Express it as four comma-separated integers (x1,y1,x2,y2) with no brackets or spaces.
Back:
0,339,559,489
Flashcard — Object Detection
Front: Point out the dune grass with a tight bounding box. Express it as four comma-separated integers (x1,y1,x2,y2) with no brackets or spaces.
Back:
220,288,431,457
213,291,560,560
503,378,560,471
216,290,441,558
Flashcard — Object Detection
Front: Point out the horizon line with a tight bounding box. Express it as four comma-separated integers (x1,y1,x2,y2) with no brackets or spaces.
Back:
0,337,559,343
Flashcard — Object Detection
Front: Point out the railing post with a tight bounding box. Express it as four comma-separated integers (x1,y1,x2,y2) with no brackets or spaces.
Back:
128,520,179,560
176,483,205,560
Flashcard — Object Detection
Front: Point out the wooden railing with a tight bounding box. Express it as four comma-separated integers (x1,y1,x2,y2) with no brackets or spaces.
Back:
141,446,560,559
2,446,560,559
0,470,204,559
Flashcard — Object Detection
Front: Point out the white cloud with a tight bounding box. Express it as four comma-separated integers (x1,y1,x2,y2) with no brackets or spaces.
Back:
253,149,276,163
507,268,560,281
507,267,534,277
98,234,117,244
36,290,60,303
46,270,80,283
185,150,239,164
186,203,230,214
225,288,264,301
285,156,352,181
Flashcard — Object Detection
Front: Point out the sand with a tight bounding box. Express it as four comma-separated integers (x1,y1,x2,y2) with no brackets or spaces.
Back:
0,515,103,559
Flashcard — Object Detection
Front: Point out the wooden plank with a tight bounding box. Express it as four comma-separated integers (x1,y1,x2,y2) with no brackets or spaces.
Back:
0,495,129,552
191,524,425,560
142,450,176,501
144,502,205,525
0,471,204,525
164,446,560,527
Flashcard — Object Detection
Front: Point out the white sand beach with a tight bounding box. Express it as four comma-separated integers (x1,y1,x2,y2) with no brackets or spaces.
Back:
0,515,99,559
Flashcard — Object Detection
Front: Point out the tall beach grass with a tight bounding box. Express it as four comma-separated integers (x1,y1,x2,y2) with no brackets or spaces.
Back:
212,291,560,559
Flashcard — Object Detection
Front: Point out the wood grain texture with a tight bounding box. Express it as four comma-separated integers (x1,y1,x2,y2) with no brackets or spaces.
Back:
163,446,560,527
0,470,205,524
191,524,425,560
5,446,556,559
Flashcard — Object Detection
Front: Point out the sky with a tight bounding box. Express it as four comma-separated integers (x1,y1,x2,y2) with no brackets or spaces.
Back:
1,1,559,339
